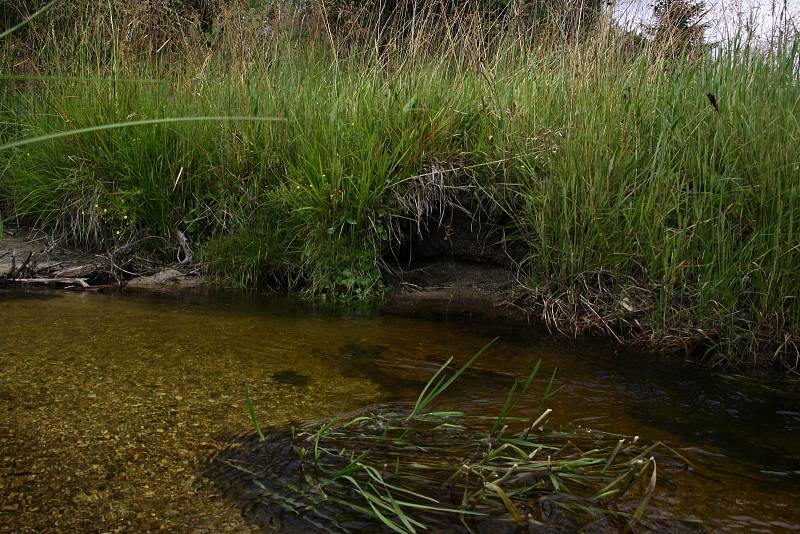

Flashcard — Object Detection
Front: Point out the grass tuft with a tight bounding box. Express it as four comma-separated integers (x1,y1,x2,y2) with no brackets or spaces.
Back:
1,2,798,365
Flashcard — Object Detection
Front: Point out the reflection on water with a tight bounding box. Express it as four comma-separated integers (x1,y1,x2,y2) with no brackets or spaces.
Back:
1,288,798,532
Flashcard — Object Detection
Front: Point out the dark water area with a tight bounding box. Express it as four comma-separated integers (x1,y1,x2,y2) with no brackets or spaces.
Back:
1,288,798,532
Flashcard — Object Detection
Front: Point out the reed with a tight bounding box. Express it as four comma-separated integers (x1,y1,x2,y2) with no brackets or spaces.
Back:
207,344,694,532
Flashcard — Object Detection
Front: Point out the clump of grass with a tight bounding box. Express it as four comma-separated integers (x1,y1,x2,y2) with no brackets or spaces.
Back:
1,1,798,365
207,342,693,532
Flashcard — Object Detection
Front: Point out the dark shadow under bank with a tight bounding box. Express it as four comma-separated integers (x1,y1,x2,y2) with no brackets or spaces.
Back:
1,219,794,370
380,257,799,372
377,207,765,371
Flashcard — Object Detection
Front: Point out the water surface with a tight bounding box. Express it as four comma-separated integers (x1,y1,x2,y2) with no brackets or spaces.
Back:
1,289,798,532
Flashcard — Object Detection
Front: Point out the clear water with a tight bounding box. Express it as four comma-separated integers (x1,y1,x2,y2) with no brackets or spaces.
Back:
1,289,798,532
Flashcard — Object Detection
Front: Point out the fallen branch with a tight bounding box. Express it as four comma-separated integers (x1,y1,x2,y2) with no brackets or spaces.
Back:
176,230,194,264
15,252,33,279
10,277,90,288
52,263,97,278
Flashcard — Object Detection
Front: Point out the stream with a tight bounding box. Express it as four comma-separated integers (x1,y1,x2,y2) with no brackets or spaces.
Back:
1,288,799,532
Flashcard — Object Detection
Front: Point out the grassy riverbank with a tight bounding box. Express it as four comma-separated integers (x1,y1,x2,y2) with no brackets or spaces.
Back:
1,2,798,366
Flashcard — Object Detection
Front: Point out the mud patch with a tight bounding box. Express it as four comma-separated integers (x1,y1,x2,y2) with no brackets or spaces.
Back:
384,260,527,323
384,196,529,323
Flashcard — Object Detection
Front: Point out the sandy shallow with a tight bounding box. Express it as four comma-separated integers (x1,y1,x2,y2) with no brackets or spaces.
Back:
0,292,379,533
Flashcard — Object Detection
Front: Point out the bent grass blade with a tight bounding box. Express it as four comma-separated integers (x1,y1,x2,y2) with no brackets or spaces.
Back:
0,116,284,152
0,0,59,40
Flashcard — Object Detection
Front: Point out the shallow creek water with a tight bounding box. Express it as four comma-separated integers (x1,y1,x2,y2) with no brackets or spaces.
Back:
1,289,799,533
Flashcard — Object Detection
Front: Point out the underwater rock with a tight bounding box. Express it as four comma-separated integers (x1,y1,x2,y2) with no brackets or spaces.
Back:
270,370,312,387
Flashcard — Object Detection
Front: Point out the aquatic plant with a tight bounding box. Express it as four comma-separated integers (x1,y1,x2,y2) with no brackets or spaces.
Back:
207,341,692,532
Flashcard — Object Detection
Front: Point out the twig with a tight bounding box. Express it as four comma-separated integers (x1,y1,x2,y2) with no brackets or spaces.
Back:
16,252,33,278
106,251,122,286
9,249,16,279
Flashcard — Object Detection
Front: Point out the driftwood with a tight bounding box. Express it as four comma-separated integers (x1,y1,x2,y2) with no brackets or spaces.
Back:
11,278,90,288
0,233,203,290
16,252,33,278
112,242,136,258
175,230,194,264
52,264,97,278
1,231,127,288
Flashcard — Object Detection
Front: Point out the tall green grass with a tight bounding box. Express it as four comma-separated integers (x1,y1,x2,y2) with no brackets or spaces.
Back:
1,4,798,366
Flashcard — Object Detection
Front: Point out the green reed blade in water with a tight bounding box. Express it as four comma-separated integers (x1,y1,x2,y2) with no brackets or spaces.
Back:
244,385,265,441
602,439,626,475
492,381,519,436
210,343,693,532
629,457,658,527
491,359,542,435
408,337,498,420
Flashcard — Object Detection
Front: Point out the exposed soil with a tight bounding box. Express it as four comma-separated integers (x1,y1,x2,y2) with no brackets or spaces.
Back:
391,207,516,269
383,205,529,323
125,268,207,291
384,260,527,323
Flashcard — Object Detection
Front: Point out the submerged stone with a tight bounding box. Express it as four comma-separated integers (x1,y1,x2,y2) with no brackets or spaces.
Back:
270,370,312,387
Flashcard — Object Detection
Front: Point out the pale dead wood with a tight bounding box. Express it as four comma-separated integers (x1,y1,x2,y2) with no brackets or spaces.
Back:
175,230,194,265
11,278,90,288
